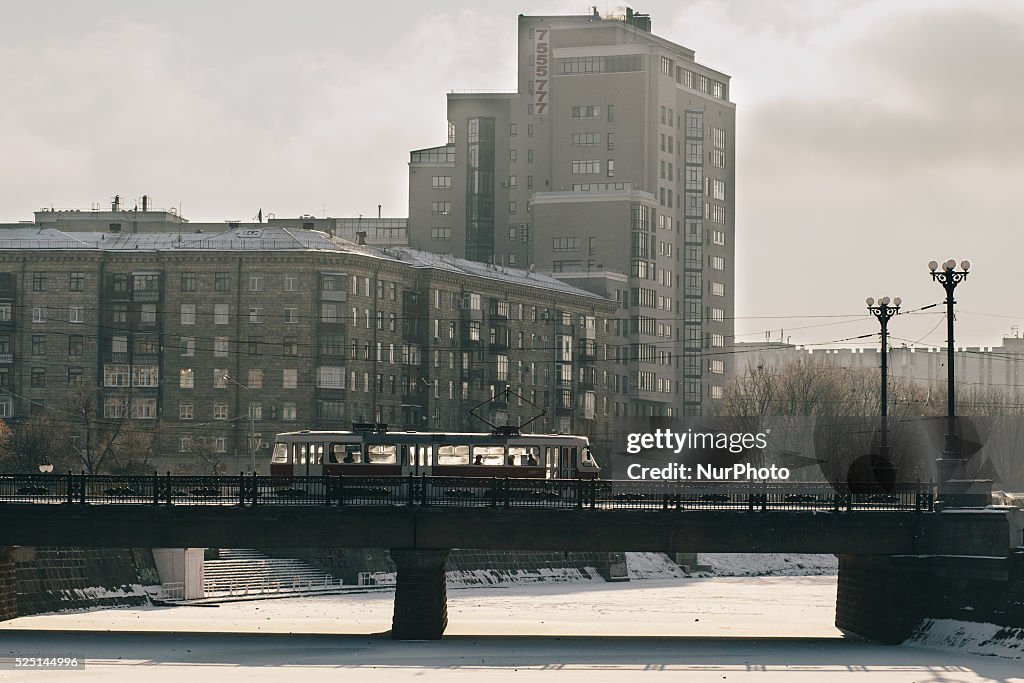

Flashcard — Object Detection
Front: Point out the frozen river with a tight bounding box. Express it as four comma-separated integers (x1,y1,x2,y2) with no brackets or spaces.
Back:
1,576,1020,682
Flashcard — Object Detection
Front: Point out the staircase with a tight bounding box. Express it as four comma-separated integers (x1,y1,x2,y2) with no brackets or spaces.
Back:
203,549,342,597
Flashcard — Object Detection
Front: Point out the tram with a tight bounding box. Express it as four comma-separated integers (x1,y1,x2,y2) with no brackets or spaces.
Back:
270,423,600,479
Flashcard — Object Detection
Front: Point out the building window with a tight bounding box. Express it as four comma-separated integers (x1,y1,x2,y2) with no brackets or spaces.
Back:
215,272,230,292
431,201,451,215
32,307,45,323
29,367,44,388
283,336,298,356
68,334,83,357
214,369,229,388
211,336,227,357
180,368,194,388
249,307,263,324
214,437,227,453
181,272,196,292
431,176,452,189
282,402,297,421
67,366,82,386
509,149,517,162
179,436,193,453
317,366,345,389
552,237,581,251
105,398,127,419
321,303,339,323
214,303,229,325
181,336,195,357
248,336,262,355
31,334,45,355
283,368,297,389
249,275,263,292
430,227,451,240
284,275,298,292
180,304,196,325
69,272,84,292
571,160,601,175
140,304,156,324
247,368,263,389
571,132,600,147
180,403,194,420
607,160,615,177
284,307,298,324
571,105,601,119
32,272,46,292
509,201,517,214
214,402,229,420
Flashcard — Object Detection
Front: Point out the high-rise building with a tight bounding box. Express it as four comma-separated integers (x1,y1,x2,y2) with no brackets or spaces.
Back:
408,9,735,416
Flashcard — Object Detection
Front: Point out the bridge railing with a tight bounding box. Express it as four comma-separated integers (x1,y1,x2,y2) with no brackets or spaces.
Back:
0,474,935,512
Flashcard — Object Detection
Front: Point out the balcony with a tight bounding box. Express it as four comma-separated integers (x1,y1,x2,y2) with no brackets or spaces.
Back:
556,322,575,337
319,289,347,302
104,352,129,363
318,318,347,331
133,290,160,302
0,353,12,364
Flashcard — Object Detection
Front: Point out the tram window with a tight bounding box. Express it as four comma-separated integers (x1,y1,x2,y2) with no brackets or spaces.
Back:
272,443,288,464
340,445,363,464
547,446,557,470
471,445,504,466
312,444,324,465
581,446,595,464
367,444,398,464
299,444,308,465
327,445,339,464
508,446,540,466
437,445,470,465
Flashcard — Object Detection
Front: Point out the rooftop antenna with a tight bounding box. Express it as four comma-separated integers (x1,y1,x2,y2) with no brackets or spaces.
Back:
378,204,382,219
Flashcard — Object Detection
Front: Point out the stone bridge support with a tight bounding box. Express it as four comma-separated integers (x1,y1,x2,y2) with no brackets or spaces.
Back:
0,546,16,621
837,508,1024,643
390,548,450,640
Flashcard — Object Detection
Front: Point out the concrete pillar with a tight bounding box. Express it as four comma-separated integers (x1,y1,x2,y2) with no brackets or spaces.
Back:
390,548,450,640
0,547,17,621
835,555,928,644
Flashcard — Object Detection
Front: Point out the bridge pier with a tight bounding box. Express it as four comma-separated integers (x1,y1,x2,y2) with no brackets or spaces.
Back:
0,547,16,621
836,555,928,644
390,548,450,640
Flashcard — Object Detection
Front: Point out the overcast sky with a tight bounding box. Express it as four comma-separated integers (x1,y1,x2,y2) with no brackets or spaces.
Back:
2,0,1022,348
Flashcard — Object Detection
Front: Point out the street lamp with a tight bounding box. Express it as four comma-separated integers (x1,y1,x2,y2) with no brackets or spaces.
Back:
221,373,257,474
928,259,969,486
866,296,901,462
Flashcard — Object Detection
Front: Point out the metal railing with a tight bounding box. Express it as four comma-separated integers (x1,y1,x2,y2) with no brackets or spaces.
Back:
0,473,935,512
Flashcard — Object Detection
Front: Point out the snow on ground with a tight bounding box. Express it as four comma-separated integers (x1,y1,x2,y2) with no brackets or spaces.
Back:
625,552,687,579
697,553,838,576
908,618,1024,659
2,577,1022,682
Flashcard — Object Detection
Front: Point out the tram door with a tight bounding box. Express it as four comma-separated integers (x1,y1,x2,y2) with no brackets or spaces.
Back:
557,446,577,479
409,445,432,476
301,443,324,476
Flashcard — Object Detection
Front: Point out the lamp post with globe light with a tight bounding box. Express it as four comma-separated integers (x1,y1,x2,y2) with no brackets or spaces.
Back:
866,296,900,461
928,260,969,469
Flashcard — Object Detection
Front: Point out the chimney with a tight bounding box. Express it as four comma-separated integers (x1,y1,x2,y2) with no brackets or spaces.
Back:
112,194,120,211
377,204,382,219
355,231,367,246
141,195,149,212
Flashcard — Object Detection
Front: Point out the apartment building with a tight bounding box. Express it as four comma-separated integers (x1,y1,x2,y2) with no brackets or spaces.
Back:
0,226,620,471
408,9,736,416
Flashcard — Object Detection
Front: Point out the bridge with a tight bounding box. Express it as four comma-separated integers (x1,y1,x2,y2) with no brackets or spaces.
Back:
1,474,1021,642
